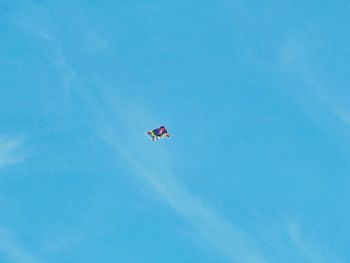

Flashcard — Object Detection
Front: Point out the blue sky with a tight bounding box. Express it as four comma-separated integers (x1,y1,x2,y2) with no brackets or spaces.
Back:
1,1,350,262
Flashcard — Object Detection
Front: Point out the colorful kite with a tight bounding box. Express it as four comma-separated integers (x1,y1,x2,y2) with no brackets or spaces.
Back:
146,126,170,141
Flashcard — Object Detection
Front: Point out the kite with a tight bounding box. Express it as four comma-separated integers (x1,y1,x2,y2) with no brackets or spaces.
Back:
146,126,170,141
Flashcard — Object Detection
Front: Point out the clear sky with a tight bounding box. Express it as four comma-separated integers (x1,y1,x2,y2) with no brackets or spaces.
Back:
1,1,350,262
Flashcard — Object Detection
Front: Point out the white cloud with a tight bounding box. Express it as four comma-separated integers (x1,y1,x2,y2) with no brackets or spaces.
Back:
280,36,306,67
38,32,75,93
40,233,82,253
92,96,267,263
288,221,343,263
0,136,23,168
279,35,350,135
118,151,265,263
0,225,42,263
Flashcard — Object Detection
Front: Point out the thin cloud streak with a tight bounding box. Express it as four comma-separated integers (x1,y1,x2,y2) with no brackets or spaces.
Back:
288,221,343,263
92,97,267,263
0,136,23,168
39,32,75,93
0,225,41,263
279,35,350,129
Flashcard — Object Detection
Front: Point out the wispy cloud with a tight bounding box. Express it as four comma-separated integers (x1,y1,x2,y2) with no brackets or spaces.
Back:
288,221,343,263
39,31,75,93
91,96,267,263
11,3,76,94
279,36,307,67
279,35,347,263
0,136,23,168
279,34,350,129
0,225,42,263
40,233,83,253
